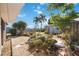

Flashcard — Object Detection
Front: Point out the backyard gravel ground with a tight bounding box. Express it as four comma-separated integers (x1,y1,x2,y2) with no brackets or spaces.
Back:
11,35,69,56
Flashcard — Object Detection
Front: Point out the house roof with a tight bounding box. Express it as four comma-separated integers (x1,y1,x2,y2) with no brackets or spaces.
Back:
74,18,79,22
0,3,24,22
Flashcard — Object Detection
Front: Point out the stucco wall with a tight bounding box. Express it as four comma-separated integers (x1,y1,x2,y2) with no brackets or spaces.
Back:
0,17,2,56
0,17,1,46
0,3,24,22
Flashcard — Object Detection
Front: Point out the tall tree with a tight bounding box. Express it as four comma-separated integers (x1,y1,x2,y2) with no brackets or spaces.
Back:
33,17,40,31
12,21,27,35
48,3,79,55
17,21,27,33
49,11,79,32
48,3,74,15
47,3,78,32
33,14,47,31
39,14,47,30
12,23,18,29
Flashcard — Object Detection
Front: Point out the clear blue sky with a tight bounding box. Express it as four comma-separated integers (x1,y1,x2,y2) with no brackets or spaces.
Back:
7,3,79,28
16,3,50,28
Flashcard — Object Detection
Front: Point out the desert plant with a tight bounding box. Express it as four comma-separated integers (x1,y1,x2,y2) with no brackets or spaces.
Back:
47,34,53,39
29,38,43,50
28,34,58,55
38,36,46,42
46,39,57,45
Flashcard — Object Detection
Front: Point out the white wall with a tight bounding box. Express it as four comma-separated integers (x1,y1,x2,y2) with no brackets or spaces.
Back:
48,25,60,34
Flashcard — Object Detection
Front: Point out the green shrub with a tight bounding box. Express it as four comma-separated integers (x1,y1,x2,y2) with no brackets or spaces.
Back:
10,28,17,36
47,34,53,39
39,36,46,42
29,34,58,55
23,32,30,36
31,39,43,47
70,44,75,51
46,39,57,45
29,32,33,35
30,35,36,38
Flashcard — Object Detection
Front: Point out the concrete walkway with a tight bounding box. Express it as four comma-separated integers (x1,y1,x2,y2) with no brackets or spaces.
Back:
52,36,70,56
0,46,3,56
52,36,65,47
52,36,66,56
11,36,33,56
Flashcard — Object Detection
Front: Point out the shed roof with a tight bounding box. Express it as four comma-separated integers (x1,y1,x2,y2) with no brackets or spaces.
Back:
74,18,79,21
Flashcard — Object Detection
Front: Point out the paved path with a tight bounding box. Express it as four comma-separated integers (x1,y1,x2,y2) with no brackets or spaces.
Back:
52,36,65,47
52,35,70,56
11,36,33,56
0,46,3,56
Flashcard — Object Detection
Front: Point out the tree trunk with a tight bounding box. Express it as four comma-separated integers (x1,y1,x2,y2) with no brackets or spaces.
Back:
41,22,42,32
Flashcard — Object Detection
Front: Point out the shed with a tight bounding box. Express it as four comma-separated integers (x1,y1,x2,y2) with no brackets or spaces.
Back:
71,18,79,41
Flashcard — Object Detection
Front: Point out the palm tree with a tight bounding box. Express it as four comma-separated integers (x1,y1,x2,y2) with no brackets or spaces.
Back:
33,16,41,38
39,14,47,31
33,14,47,31
67,11,79,20
33,16,40,31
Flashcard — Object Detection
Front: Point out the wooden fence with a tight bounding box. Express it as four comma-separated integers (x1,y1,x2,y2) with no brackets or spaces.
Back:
71,21,79,40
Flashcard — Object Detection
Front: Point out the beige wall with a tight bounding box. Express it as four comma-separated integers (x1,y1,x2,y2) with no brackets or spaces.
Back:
0,3,24,45
0,3,24,55
0,17,1,46
0,3,24,22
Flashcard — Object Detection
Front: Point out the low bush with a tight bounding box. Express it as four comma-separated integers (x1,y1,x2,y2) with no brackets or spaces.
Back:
39,36,46,42
46,39,57,45
29,38,43,49
57,33,66,39
25,32,30,36
22,32,33,36
28,34,58,55
47,34,53,39
32,39,43,47
10,28,17,36
70,44,75,51
30,34,36,38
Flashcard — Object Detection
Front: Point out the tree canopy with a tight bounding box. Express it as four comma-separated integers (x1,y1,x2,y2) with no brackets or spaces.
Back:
12,21,27,35
48,3,79,32
33,14,47,30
